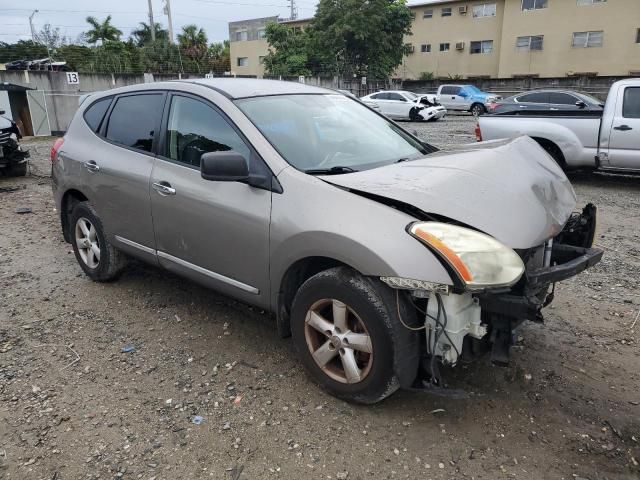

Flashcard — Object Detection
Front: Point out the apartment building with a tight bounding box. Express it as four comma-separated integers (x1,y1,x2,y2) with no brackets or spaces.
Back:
229,0,640,79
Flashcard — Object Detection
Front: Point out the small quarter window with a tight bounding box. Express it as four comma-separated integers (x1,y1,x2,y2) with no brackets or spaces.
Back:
83,97,112,133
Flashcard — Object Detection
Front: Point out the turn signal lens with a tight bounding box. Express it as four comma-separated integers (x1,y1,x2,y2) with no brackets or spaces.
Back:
408,222,525,290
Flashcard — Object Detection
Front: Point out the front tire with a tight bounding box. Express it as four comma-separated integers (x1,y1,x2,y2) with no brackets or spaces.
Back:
291,267,415,404
70,202,127,282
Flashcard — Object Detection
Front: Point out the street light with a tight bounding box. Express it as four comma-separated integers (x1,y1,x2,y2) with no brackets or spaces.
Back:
29,9,39,42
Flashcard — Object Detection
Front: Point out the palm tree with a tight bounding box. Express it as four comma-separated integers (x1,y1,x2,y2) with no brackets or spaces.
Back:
84,16,122,45
131,22,169,46
177,24,208,55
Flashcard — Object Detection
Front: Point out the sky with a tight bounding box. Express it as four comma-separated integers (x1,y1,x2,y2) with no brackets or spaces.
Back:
0,0,319,45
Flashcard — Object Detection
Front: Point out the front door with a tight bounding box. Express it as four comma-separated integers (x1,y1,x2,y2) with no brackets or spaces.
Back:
386,93,410,118
150,93,272,305
605,86,640,170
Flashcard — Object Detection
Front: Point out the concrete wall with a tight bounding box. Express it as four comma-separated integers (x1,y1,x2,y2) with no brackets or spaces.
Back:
0,70,182,134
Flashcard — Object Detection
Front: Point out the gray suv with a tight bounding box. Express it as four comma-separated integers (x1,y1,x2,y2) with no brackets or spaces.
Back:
52,79,602,403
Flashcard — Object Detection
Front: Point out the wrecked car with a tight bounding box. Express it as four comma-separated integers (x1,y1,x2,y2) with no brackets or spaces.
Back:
52,79,602,404
0,110,29,177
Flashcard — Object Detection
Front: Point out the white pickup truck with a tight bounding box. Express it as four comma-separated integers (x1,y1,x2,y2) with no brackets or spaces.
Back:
476,79,640,171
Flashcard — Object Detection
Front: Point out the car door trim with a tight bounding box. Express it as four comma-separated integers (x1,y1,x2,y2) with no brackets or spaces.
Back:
115,235,156,255
114,235,260,294
157,250,260,294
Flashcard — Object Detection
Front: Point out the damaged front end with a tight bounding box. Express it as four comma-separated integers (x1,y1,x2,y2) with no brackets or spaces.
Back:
0,126,30,177
391,204,602,391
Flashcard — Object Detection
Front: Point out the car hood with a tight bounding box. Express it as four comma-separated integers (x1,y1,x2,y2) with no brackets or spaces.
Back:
323,136,576,249
0,116,13,130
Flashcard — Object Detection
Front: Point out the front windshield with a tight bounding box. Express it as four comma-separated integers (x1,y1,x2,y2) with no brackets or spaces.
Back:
579,92,604,106
235,94,431,172
464,85,482,94
403,92,419,100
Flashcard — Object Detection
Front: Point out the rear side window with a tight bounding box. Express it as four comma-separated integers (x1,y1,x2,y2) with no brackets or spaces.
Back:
548,92,578,105
517,92,549,103
105,94,164,152
83,97,111,132
622,87,640,119
387,93,405,101
165,95,250,167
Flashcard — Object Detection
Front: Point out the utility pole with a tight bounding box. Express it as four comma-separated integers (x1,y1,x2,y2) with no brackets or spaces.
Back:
288,0,298,20
29,9,39,42
164,0,174,44
147,0,156,42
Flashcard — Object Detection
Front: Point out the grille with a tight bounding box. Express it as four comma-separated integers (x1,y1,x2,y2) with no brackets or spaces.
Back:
0,129,11,145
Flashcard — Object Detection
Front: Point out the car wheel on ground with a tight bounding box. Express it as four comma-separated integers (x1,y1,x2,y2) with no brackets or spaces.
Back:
409,108,421,122
470,103,486,116
70,202,127,281
5,161,27,177
290,267,403,404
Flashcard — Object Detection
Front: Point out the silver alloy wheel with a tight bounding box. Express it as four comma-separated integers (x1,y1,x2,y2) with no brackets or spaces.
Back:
304,298,373,384
471,104,484,116
74,217,100,269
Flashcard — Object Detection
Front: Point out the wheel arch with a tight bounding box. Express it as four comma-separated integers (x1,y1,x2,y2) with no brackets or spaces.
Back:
530,137,568,169
60,188,89,242
276,256,355,338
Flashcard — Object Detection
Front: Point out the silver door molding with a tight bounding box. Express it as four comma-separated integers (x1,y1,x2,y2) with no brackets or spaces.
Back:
115,235,259,294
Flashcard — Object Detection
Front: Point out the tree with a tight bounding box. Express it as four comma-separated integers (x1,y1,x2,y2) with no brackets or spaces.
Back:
84,16,123,45
0,40,47,63
263,22,311,76
37,24,68,50
177,24,208,73
307,0,413,78
208,40,230,73
131,22,169,47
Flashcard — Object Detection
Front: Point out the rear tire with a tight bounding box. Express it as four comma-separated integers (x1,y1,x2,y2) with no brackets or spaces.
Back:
291,267,411,404
470,103,486,116
70,202,127,282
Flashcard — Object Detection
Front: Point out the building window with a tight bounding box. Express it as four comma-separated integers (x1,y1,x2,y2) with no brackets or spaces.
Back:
257,28,266,39
237,57,248,67
421,44,431,53
572,31,603,47
235,30,248,41
577,0,606,5
472,3,497,17
470,40,494,54
439,43,450,51
441,7,452,16
636,28,640,43
522,0,547,11
516,35,544,50
423,9,433,18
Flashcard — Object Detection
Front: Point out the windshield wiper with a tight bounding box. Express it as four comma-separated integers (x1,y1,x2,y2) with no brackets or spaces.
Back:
305,166,358,175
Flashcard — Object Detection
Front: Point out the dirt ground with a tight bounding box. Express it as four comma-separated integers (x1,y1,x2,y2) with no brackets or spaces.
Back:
1,118,639,480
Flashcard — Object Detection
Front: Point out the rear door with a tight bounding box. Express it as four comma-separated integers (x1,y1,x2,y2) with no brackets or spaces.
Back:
81,92,164,256
606,86,640,169
371,93,392,116
150,92,272,305
515,92,550,112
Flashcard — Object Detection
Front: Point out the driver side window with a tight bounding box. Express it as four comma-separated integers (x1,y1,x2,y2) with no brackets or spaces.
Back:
165,95,250,167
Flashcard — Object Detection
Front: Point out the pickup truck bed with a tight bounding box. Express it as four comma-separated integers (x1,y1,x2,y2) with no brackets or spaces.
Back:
476,79,640,172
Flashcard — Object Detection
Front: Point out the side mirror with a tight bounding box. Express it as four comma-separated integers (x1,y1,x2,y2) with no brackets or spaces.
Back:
200,151,249,181
575,100,586,109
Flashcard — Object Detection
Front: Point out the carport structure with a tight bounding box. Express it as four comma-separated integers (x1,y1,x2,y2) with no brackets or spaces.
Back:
0,82,51,137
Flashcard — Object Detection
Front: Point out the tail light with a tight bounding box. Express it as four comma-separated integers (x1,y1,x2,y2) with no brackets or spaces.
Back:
50,137,64,163
474,122,482,142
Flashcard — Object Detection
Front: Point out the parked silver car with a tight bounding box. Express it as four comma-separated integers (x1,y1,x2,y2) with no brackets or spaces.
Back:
52,79,602,403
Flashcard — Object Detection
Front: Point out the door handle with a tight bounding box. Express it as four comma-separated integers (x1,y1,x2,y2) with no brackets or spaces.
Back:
613,125,632,131
85,161,100,172
152,182,176,196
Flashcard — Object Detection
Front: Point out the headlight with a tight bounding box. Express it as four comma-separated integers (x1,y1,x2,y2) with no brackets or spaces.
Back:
408,222,524,290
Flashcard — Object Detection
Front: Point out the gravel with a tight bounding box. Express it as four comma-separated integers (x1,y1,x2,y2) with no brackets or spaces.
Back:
0,125,639,479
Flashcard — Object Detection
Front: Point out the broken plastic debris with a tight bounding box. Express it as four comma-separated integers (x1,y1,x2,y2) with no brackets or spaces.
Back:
121,345,136,353
15,207,32,214
430,408,446,414
192,415,204,425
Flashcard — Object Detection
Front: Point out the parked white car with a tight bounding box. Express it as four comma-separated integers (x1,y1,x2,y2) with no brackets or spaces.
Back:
360,90,447,121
